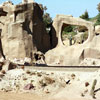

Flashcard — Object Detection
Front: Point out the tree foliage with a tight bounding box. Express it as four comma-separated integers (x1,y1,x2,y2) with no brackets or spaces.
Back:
39,4,52,28
63,26,73,33
97,3,100,12
43,13,52,28
80,10,89,20
95,13,100,26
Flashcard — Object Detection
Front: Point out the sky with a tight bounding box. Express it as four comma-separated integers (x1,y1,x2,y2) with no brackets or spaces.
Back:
0,0,100,19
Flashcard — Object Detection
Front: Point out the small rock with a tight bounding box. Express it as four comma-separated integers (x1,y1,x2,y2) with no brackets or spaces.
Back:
24,83,34,90
24,62,31,66
2,60,17,71
45,89,50,94
84,89,88,93
81,93,85,97
0,74,5,78
26,70,31,74
21,66,25,70
1,70,6,74
85,82,89,87
71,73,76,79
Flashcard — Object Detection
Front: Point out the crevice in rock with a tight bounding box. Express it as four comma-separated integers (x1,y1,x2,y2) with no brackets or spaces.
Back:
0,8,7,16
0,29,6,59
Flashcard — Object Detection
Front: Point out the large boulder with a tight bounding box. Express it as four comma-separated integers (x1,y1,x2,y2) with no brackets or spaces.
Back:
0,2,50,60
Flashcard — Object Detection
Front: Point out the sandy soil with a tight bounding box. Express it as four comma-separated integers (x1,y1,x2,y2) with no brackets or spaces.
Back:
0,92,93,100
0,92,44,100
0,68,100,100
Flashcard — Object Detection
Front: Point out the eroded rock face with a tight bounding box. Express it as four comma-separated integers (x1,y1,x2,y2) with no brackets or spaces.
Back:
45,15,96,66
95,25,100,34
0,1,50,60
51,15,95,47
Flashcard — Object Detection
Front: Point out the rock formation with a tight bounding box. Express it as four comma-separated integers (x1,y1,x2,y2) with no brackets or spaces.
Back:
0,1,100,66
0,1,50,60
51,15,94,48
95,25,100,34
45,15,98,66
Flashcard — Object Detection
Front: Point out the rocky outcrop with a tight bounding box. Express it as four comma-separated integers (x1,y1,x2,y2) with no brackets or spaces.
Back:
51,15,94,47
0,1,98,66
45,34,100,66
45,15,97,66
0,1,50,60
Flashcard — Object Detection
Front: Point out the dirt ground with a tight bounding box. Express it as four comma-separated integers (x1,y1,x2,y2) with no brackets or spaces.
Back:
0,68,100,100
0,92,93,100
0,92,44,100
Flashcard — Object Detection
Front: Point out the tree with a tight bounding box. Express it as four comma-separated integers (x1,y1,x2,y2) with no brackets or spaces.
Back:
95,13,100,26
97,3,100,12
95,3,100,25
39,4,52,32
43,13,52,28
43,6,47,13
80,10,89,20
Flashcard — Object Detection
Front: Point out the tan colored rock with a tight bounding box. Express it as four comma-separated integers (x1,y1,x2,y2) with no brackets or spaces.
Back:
45,15,96,66
22,0,34,3
82,48,100,59
51,15,94,47
2,60,17,71
0,2,50,60
95,25,100,34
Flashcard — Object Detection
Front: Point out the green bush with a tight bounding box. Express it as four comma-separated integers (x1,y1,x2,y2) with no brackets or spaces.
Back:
63,26,73,33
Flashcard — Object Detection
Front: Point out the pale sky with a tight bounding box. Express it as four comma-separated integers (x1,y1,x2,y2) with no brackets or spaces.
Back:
0,0,100,19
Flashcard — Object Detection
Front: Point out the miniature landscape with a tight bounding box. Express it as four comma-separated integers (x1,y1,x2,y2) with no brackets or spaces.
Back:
0,0,100,100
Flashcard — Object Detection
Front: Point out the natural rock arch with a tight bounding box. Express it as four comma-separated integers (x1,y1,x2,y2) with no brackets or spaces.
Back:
51,15,95,47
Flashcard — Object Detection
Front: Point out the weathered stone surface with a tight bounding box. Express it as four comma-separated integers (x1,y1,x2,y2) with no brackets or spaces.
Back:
45,15,96,66
2,60,17,71
45,33,100,66
51,15,95,47
81,48,100,59
0,1,50,60
95,25,100,34
0,1,99,66
22,0,34,3
24,83,34,90
32,51,46,65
